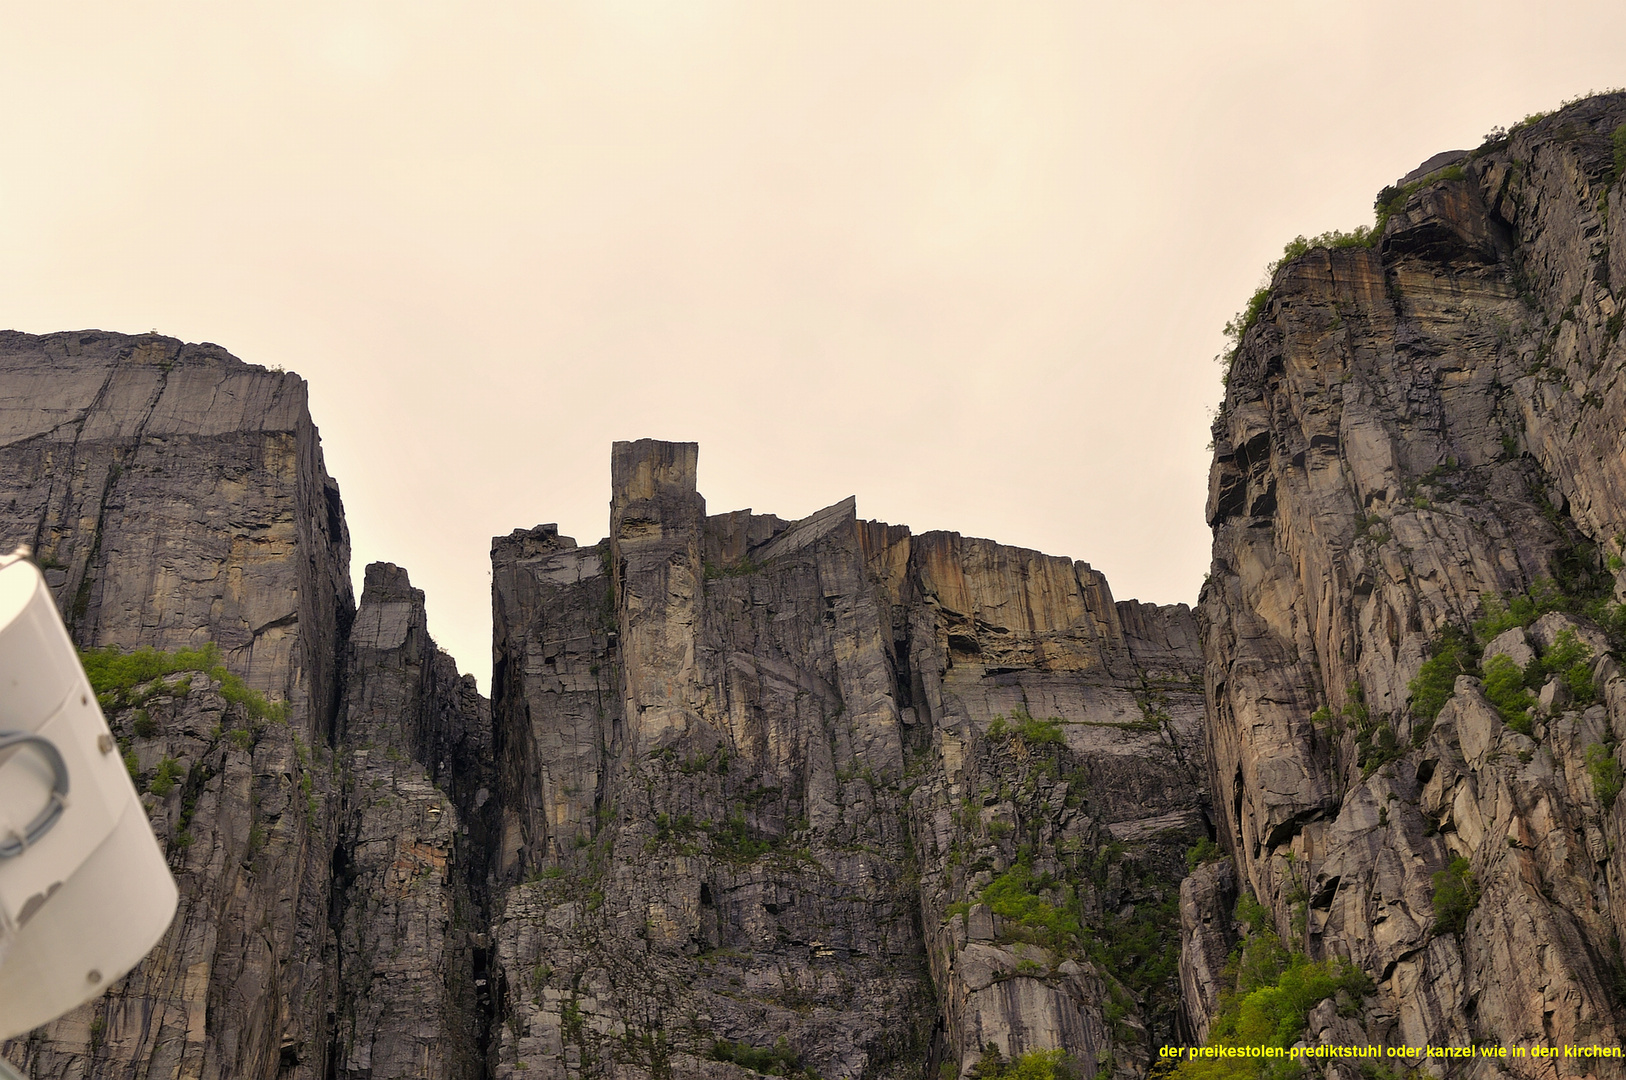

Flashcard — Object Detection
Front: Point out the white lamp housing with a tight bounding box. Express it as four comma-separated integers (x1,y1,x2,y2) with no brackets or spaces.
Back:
0,550,178,1040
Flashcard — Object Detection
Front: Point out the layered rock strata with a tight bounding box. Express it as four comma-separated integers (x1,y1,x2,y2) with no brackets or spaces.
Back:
0,333,487,1080
1195,92,1626,1074
0,331,354,1080
486,439,1207,1079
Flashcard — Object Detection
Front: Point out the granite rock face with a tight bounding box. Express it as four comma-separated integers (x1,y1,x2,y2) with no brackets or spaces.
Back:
0,334,487,1080
0,332,1202,1079
330,562,492,1080
486,440,1208,1079
0,331,354,1080
1197,92,1626,1074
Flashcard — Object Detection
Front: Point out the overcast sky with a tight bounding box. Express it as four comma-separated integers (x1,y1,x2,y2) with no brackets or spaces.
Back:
3,2,1623,690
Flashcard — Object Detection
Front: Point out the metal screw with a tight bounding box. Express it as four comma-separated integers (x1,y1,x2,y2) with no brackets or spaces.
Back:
86,969,102,985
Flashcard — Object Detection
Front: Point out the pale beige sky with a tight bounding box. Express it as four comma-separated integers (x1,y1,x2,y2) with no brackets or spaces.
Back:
3,2,1623,688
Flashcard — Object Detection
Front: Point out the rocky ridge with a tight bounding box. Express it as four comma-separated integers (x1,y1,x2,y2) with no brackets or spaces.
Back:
0,334,1204,1079
9,88,1626,1080
1194,91,1626,1077
484,441,1207,1079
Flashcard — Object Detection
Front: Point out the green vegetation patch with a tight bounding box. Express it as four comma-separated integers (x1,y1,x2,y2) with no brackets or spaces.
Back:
1174,895,1372,1080
81,642,288,724
978,859,1083,950
967,1048,1085,1080
1186,838,1225,871
709,1037,818,1079
1408,625,1479,722
988,708,1066,746
148,755,184,797
1482,654,1536,734
1587,744,1622,810
1431,857,1479,936
1409,577,1616,735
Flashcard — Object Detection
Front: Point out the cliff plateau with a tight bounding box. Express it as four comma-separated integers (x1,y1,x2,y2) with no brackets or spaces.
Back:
0,335,1205,1079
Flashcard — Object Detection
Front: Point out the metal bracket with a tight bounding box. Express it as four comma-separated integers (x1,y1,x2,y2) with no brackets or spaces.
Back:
0,731,70,859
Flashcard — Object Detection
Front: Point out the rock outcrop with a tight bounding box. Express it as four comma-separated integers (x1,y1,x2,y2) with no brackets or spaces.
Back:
26,90,1626,1079
0,333,487,1080
1197,91,1626,1074
486,440,1207,1079
0,331,354,1080
330,562,492,1080
0,332,1202,1080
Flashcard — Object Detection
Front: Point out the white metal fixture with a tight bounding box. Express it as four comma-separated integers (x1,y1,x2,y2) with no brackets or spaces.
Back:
0,548,179,1049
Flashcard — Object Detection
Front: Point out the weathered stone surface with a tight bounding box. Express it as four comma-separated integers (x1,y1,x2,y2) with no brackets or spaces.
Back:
1176,859,1236,1044
487,440,1207,1080
0,336,489,1080
0,331,353,1080
330,563,490,1080
1200,91,1626,1075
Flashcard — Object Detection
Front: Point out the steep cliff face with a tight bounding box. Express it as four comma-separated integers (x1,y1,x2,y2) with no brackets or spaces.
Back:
0,332,1198,1079
330,562,492,1080
1196,91,1626,1069
0,334,487,1080
487,440,1207,1079
0,331,354,1080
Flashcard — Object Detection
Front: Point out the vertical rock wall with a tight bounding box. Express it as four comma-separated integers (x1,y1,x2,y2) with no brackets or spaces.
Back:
0,334,488,1080
0,331,354,1080
1195,92,1626,1072
329,562,491,1080
486,440,1207,1079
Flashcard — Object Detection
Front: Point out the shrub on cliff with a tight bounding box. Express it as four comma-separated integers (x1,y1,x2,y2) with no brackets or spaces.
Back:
82,642,288,723
1482,654,1536,733
1408,625,1479,721
1431,857,1479,936
1587,744,1622,810
1175,895,1372,1080
967,1048,1083,1080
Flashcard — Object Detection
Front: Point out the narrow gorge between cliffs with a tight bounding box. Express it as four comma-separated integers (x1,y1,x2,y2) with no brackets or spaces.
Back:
6,89,1626,1080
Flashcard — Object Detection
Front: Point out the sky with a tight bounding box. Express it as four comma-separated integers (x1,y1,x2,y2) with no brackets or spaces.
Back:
3,2,1624,690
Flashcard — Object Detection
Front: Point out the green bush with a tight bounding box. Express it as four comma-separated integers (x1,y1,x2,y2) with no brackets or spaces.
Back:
979,860,1082,949
80,643,288,723
967,1048,1083,1080
1408,625,1479,720
1431,857,1479,935
1473,580,1570,642
1587,744,1622,809
989,708,1065,746
1611,124,1626,184
1087,893,1182,1001
1535,629,1597,707
1482,655,1535,734
1175,897,1372,1080
1234,890,1273,934
148,756,183,798
709,1036,814,1078
1187,837,1225,871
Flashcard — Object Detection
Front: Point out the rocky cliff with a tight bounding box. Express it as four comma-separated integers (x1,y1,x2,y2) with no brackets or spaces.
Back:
16,87,1626,1080
1195,90,1626,1075
0,331,1203,1079
0,333,485,1080
485,441,1207,1079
